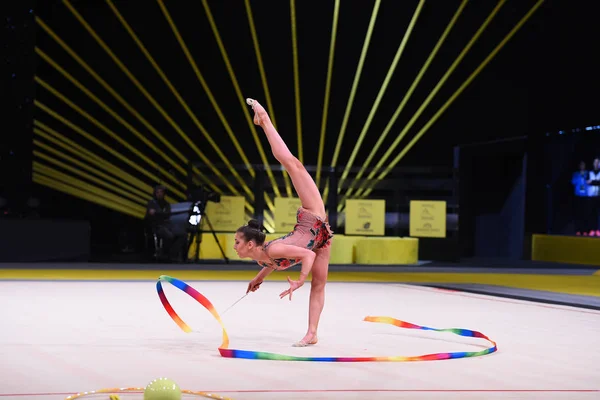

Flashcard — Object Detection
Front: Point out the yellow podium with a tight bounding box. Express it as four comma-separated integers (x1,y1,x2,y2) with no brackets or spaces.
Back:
187,233,229,260
355,237,419,265
274,197,302,232
203,196,246,231
532,234,600,265
329,234,364,264
222,233,242,261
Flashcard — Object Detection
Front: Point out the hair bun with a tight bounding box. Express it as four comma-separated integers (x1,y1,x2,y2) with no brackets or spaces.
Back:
236,219,267,245
247,219,264,232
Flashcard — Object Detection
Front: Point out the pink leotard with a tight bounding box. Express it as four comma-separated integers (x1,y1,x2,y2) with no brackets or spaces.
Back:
258,207,334,270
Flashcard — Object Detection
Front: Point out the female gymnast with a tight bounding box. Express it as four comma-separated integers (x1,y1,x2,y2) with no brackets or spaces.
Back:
233,98,334,347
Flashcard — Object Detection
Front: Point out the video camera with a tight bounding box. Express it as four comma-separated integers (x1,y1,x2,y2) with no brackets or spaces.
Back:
185,184,220,228
188,184,221,205
185,184,228,263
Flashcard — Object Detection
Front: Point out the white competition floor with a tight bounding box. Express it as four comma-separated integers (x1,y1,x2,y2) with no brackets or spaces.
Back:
1,279,599,399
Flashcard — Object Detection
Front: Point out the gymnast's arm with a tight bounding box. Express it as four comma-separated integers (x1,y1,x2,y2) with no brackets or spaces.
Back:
246,266,273,293
266,243,316,284
256,266,274,280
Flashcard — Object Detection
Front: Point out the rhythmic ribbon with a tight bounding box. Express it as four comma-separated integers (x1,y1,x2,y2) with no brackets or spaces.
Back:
156,275,497,362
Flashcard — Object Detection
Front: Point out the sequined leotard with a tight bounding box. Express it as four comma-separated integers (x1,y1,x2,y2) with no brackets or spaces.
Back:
258,207,334,270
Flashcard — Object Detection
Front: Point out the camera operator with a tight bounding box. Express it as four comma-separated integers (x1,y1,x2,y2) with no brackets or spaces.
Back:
145,184,183,261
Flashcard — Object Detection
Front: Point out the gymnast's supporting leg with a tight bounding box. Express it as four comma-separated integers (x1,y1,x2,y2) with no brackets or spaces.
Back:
294,244,331,347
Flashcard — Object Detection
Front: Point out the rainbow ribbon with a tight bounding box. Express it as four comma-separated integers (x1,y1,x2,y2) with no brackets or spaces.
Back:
157,275,497,362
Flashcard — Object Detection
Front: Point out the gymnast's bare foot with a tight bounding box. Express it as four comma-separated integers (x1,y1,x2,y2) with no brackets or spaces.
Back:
246,98,268,126
292,332,318,347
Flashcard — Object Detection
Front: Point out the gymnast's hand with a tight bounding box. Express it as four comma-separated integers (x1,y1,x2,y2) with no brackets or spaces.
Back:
279,276,303,301
247,277,263,294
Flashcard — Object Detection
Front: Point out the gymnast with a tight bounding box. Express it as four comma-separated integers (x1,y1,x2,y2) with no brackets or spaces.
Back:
233,98,334,347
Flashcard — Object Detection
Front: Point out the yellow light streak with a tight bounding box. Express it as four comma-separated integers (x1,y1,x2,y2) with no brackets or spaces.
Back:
33,163,147,217
106,0,255,203
33,128,153,201
289,0,303,164
35,47,187,183
34,16,196,186
323,0,381,202
154,0,255,178
337,0,425,205
153,0,276,223
35,7,275,230
33,173,145,219
340,0,469,202
34,100,189,200
32,154,148,205
199,0,282,200
360,0,546,198
33,121,155,197
316,0,340,190
61,0,240,199
35,76,187,197
353,0,508,198
243,0,293,196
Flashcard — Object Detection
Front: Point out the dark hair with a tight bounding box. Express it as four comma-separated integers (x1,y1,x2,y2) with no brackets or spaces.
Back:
236,219,266,245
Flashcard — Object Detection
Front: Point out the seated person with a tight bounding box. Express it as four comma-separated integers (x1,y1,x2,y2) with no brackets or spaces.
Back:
145,185,184,261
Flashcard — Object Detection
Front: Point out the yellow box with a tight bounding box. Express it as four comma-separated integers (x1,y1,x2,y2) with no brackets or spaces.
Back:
187,233,229,260
219,233,240,261
265,232,285,242
329,234,364,264
345,199,386,236
532,234,600,266
274,197,302,232
355,237,419,265
203,196,246,232
409,200,446,238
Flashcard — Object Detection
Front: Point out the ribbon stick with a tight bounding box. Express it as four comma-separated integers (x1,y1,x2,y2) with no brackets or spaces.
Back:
221,293,249,316
157,275,497,362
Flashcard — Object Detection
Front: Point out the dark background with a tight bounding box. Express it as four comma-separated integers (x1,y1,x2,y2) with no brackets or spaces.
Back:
2,0,599,260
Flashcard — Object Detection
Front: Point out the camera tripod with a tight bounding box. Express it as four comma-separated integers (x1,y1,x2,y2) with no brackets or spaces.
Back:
187,200,229,264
